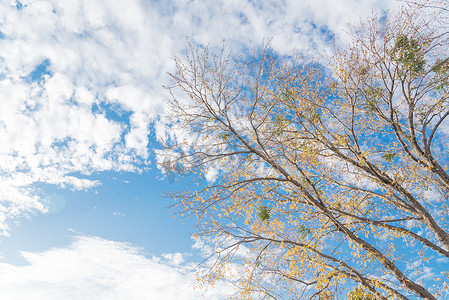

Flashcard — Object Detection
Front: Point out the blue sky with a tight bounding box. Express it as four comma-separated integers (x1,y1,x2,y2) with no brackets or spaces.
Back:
0,0,403,299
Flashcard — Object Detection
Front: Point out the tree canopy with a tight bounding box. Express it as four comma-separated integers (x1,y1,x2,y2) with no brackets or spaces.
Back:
160,2,449,299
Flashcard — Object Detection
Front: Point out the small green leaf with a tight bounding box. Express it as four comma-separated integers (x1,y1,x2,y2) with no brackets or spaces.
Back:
381,152,396,162
257,206,270,223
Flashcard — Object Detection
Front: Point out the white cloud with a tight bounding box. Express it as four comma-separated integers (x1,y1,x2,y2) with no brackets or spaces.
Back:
205,167,218,183
0,235,232,300
0,0,400,232
436,257,449,264
162,252,185,265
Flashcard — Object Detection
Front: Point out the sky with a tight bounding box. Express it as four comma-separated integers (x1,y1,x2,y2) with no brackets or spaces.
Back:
0,0,403,299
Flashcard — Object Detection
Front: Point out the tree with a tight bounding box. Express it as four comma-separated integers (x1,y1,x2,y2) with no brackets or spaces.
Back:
160,2,449,299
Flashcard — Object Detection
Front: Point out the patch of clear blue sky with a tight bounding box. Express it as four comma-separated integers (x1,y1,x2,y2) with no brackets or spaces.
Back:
27,58,51,83
0,169,199,265
14,0,23,10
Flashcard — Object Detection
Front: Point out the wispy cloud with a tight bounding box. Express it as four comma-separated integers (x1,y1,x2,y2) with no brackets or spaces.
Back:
0,235,231,299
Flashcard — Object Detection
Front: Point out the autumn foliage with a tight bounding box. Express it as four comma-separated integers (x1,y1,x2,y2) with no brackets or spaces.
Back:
160,2,449,299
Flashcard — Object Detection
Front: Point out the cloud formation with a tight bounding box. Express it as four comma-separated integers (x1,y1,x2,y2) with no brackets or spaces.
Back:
0,235,231,300
0,0,399,232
